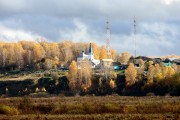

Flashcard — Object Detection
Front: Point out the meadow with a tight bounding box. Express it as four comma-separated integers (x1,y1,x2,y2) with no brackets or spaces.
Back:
0,96,179,120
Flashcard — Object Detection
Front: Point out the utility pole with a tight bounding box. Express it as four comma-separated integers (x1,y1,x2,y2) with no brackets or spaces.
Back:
106,17,111,59
134,16,136,58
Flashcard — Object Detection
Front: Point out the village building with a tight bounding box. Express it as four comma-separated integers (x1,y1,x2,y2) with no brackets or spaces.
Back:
100,59,113,69
77,43,100,68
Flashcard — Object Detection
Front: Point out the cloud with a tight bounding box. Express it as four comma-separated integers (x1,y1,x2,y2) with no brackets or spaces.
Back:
58,20,180,56
0,0,179,56
0,24,41,42
111,22,180,56
162,0,180,5
58,19,104,43
0,0,180,21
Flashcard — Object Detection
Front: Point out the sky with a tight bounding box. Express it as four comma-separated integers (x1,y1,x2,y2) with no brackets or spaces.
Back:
0,0,180,56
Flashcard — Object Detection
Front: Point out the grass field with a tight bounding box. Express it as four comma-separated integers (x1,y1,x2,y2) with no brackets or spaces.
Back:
0,96,179,120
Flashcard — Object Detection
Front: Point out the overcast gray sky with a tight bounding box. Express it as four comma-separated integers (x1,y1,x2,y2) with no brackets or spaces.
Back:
0,0,180,56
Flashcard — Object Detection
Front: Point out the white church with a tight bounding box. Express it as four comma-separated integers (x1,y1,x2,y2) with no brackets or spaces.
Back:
77,43,100,68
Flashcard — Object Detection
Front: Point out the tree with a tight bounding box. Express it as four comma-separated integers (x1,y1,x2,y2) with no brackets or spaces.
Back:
118,52,131,64
49,43,59,58
58,41,73,64
154,64,163,81
43,58,53,70
32,43,45,62
0,48,7,68
146,61,153,70
138,59,144,67
26,50,32,65
137,65,144,81
111,48,117,60
109,79,116,89
91,42,99,59
14,43,24,69
172,63,178,72
166,66,175,78
67,61,78,92
125,63,137,86
155,72,163,81
78,59,92,91
99,45,107,60
161,66,168,78
39,41,50,57
147,65,155,84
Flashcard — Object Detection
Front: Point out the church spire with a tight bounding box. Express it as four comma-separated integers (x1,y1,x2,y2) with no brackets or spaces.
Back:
88,43,94,60
88,43,93,54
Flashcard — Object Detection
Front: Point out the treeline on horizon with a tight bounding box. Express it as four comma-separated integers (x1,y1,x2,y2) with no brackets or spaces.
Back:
0,40,180,97
1,71,180,96
0,40,117,71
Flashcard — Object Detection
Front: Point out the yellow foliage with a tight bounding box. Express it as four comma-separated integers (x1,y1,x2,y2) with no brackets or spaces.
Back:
147,79,153,85
78,59,92,90
155,72,163,81
161,66,168,78
118,52,131,64
91,42,99,59
111,72,117,79
146,61,153,68
32,43,45,61
111,49,117,60
99,45,107,60
67,61,78,91
138,59,144,66
35,87,39,93
109,79,116,89
41,87,46,92
125,63,137,86
166,66,175,78
0,40,119,71
147,65,155,82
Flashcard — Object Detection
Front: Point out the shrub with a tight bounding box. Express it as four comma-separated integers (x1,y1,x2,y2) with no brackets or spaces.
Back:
146,92,155,96
0,105,19,115
38,77,53,87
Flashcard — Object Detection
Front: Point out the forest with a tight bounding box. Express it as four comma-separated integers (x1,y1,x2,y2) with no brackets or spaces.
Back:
0,40,117,71
0,40,179,97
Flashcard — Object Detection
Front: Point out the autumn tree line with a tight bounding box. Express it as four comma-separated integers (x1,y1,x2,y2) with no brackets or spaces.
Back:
67,58,180,96
0,40,118,71
0,40,179,96
123,59,180,96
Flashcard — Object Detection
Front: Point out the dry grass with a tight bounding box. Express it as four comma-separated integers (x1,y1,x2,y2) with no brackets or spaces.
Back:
0,96,179,120
0,114,179,120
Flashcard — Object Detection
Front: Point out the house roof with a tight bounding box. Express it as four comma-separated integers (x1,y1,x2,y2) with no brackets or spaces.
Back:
101,59,113,62
172,59,180,65
112,62,121,66
135,56,153,61
163,62,172,66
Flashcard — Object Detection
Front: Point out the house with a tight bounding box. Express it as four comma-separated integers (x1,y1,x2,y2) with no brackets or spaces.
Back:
163,62,172,67
77,43,100,68
162,58,172,66
100,59,113,69
111,62,121,70
172,59,180,65
118,65,128,70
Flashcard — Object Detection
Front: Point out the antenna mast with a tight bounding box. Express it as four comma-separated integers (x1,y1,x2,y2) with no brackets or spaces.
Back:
106,17,111,59
134,16,136,58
